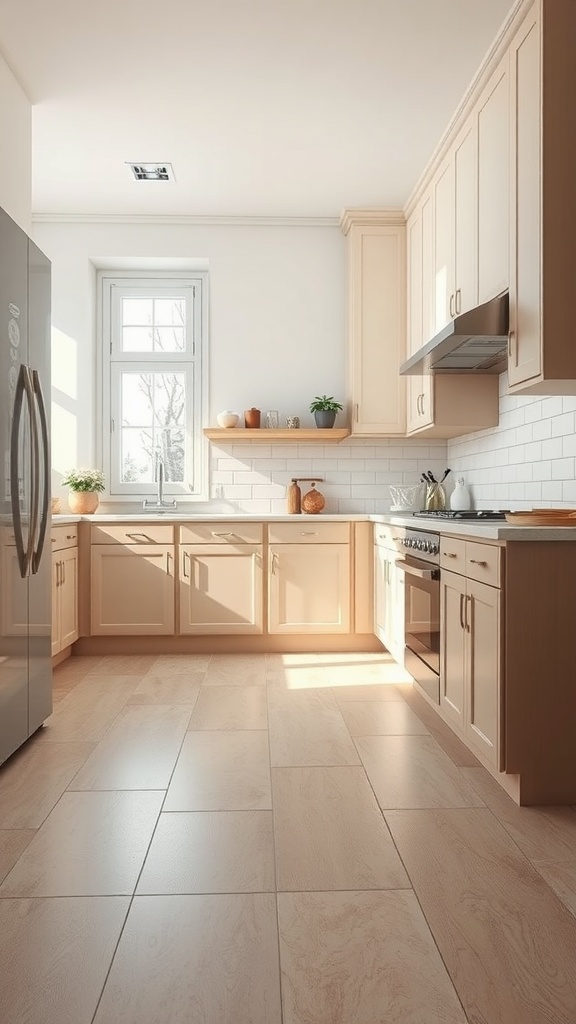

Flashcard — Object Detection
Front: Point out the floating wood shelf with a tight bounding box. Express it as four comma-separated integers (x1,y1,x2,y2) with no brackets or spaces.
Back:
203,428,350,443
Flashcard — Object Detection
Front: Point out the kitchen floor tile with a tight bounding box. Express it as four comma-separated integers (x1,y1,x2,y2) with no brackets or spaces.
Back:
386,808,576,1024
39,676,139,743
0,896,129,1024
164,731,271,811
339,700,430,736
267,686,359,767
277,890,466,1024
137,811,275,894
0,830,35,884
69,705,191,790
85,654,157,676
396,684,481,767
272,767,409,891
188,685,268,730
0,791,163,897
93,894,282,1024
127,672,203,705
145,654,211,677
355,735,484,809
202,654,267,686
332,682,406,702
0,740,95,828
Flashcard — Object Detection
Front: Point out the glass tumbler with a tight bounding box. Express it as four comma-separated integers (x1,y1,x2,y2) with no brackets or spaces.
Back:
265,410,279,429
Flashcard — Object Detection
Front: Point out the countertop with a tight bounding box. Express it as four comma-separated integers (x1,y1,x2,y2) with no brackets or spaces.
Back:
50,511,576,541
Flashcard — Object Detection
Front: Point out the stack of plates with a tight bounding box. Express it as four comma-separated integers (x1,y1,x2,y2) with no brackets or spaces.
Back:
505,509,576,526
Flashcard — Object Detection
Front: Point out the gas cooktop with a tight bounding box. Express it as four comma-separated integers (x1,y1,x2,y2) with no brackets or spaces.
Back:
412,510,509,520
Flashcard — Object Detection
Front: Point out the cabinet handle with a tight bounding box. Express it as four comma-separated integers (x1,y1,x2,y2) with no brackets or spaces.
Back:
182,550,190,579
270,552,279,576
466,594,472,633
212,531,235,538
55,561,60,587
469,559,488,567
416,394,421,415
166,551,172,575
62,559,66,585
443,551,457,558
455,288,461,314
300,531,318,536
449,293,455,318
126,532,153,543
459,592,465,629
354,403,359,423
508,330,515,358
66,534,74,540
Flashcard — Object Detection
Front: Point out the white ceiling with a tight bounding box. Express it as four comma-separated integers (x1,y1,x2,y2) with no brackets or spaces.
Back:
0,0,515,218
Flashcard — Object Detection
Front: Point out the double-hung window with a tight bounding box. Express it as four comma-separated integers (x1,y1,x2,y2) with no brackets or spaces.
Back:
99,272,207,500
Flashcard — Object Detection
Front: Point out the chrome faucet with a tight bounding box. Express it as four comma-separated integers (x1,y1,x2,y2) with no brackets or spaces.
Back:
142,453,177,512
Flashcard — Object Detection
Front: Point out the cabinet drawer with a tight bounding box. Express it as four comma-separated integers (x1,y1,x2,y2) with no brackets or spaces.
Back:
179,523,263,545
465,541,502,587
268,522,350,544
373,524,402,549
91,524,174,545
440,538,466,571
51,525,78,551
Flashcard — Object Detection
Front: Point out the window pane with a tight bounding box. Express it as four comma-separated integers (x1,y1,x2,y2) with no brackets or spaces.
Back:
121,428,154,482
121,373,155,426
153,326,185,352
122,326,154,352
122,298,153,326
153,372,186,425
153,428,185,483
154,298,185,325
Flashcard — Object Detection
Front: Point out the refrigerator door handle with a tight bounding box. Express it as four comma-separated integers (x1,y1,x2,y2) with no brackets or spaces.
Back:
10,364,35,578
31,369,50,575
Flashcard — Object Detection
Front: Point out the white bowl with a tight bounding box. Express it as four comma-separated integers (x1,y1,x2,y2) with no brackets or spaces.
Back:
216,411,239,428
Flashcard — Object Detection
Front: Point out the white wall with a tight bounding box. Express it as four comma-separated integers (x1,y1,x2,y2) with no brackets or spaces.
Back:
0,49,31,231
447,372,576,509
33,218,450,513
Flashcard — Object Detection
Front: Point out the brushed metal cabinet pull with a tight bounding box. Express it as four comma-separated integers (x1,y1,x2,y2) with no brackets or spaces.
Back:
466,594,472,633
459,592,465,629
469,559,488,567
182,550,190,578
456,288,461,314
443,551,457,558
449,293,455,319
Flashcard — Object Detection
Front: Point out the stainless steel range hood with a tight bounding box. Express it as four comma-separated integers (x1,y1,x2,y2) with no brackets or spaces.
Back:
400,292,509,375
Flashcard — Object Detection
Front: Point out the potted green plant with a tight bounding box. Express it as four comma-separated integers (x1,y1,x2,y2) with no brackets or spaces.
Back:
61,468,105,514
309,395,343,428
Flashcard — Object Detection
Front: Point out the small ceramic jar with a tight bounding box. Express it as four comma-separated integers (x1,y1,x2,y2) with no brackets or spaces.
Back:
244,408,261,428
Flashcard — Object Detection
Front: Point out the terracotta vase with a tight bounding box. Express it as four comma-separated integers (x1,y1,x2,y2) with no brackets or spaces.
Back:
68,490,99,514
244,408,261,428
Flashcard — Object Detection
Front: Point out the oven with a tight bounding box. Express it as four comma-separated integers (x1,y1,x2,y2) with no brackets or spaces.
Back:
395,529,440,703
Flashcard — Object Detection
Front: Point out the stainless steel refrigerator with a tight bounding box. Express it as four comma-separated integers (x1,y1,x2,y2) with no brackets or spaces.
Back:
0,205,52,766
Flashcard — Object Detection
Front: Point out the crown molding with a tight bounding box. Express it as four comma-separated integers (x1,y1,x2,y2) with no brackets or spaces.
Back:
339,207,405,235
403,0,533,219
31,212,341,228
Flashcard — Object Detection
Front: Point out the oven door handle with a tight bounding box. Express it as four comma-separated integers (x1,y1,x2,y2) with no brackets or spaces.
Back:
395,559,439,581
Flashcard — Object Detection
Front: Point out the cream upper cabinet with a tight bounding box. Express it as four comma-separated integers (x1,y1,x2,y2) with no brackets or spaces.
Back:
90,544,175,635
476,54,509,305
340,211,406,436
508,0,576,394
433,120,477,333
432,157,455,332
179,545,263,635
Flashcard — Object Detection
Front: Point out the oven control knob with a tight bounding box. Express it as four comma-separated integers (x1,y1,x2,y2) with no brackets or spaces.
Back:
431,543,439,555
423,541,431,552
416,540,424,550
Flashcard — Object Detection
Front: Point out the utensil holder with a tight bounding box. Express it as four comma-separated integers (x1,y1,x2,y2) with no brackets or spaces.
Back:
425,483,446,511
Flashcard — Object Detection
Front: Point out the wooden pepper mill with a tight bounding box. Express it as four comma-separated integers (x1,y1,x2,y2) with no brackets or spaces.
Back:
286,479,302,514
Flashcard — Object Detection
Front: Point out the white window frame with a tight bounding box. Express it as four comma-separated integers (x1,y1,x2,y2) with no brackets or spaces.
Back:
97,271,208,501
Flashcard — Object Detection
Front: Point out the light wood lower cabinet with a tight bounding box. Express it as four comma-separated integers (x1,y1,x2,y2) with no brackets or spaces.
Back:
52,547,79,656
90,544,175,635
374,530,405,664
441,568,502,769
268,543,351,634
179,545,263,635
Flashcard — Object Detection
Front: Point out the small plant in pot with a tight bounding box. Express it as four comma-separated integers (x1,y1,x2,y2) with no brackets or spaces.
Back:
61,468,105,514
309,395,343,428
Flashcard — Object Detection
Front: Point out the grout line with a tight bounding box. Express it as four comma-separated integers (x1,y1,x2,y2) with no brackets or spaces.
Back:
265,677,285,1024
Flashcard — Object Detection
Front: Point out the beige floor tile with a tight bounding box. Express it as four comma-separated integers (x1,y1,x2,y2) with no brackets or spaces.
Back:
272,767,409,891
146,654,211,677
0,830,35,884
0,790,163,897
332,682,406,702
340,700,430,736
387,808,576,1024
356,735,484,809
69,705,191,790
269,706,360,768
39,676,140,742
0,896,129,1024
313,659,413,689
277,890,466,1024
188,685,268,730
165,731,271,811
85,654,157,676
52,655,104,684
203,654,267,686
0,740,95,828
137,811,275,894
127,672,203,705
93,894,282,1024
531,860,576,917
397,684,481,767
461,766,576,860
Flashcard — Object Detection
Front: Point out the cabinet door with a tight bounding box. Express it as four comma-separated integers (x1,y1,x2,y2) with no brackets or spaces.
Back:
508,7,541,388
454,120,477,316
388,555,406,665
477,55,509,304
374,544,389,640
433,158,455,332
440,569,466,732
91,545,175,635
51,556,60,656
466,579,502,769
59,547,78,650
346,221,406,435
407,209,422,355
269,544,350,634
179,546,263,634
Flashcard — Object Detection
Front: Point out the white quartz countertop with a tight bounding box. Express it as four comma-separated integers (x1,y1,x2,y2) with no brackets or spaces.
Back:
50,511,576,540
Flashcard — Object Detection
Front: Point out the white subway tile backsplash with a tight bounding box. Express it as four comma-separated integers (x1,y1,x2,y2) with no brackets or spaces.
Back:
551,412,575,437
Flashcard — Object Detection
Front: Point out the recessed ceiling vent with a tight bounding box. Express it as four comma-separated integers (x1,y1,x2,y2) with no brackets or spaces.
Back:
127,162,174,181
